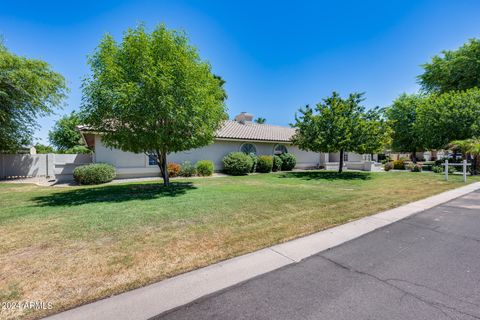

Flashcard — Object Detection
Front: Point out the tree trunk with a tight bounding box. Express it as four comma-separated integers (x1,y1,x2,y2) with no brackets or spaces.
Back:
411,150,417,164
339,149,344,173
157,150,170,186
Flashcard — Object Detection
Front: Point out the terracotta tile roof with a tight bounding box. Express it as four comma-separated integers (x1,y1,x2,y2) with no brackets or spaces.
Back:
78,121,296,143
215,120,295,142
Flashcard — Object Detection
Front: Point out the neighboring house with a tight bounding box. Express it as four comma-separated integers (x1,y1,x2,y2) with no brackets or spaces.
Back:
79,112,380,178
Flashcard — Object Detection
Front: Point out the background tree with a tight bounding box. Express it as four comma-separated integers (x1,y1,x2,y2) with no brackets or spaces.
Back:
0,40,67,152
416,88,480,150
419,38,480,93
356,107,391,157
34,143,55,154
255,117,266,124
81,24,227,186
448,138,480,175
48,111,84,151
385,93,424,162
292,92,383,173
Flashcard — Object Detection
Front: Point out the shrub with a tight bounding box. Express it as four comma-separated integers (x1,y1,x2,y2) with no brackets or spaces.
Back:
392,159,405,170
222,152,253,175
61,145,92,154
280,153,296,171
179,161,196,177
384,162,394,171
167,163,181,177
407,163,422,172
272,155,283,172
248,153,258,173
448,166,456,174
73,163,116,185
196,160,214,176
256,155,273,173
432,165,443,173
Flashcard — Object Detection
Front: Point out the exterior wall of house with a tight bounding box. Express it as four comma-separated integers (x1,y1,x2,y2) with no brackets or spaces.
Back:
94,135,322,178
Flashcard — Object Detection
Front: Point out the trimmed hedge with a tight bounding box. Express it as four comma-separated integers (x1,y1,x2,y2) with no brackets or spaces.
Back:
256,155,273,173
179,161,196,177
407,163,422,172
280,153,296,171
73,163,116,185
167,163,181,177
196,160,214,176
384,162,394,171
223,152,253,175
248,153,258,173
272,155,283,172
432,165,443,173
392,159,405,170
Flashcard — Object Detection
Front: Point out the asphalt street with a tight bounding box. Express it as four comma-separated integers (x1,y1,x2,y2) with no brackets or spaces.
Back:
153,190,480,320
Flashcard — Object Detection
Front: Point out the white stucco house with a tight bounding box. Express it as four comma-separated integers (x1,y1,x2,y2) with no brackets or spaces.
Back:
79,112,381,178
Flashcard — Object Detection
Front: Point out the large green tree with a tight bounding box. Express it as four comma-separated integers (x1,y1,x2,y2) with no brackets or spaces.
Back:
416,88,480,150
0,41,67,152
385,93,424,162
81,24,227,185
419,38,480,93
292,92,385,173
48,111,84,151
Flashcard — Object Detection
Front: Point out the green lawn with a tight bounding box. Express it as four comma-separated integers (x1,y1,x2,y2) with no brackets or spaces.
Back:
0,171,477,320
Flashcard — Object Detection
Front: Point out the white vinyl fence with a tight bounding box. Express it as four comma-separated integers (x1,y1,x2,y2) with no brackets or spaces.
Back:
0,153,92,181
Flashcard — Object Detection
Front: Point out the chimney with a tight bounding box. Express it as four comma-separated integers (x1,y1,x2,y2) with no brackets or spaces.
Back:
234,112,254,124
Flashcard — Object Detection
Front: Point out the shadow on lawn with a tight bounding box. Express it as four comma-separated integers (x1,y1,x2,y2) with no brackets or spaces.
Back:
279,171,372,181
33,182,196,207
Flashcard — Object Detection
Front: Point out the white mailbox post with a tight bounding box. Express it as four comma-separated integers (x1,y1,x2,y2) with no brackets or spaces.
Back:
444,159,469,183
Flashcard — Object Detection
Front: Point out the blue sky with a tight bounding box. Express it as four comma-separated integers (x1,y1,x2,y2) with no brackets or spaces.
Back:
1,0,480,144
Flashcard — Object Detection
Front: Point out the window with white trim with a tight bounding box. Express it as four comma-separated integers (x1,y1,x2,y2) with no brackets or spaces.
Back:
363,154,372,161
240,143,257,155
343,152,349,162
273,144,288,155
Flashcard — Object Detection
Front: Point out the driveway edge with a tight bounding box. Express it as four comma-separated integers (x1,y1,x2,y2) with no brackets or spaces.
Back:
45,182,480,320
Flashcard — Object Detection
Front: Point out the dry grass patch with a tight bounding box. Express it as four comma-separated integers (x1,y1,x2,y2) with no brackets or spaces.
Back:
0,171,477,319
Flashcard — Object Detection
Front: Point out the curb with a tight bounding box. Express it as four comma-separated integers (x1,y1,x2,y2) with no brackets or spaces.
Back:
45,182,480,320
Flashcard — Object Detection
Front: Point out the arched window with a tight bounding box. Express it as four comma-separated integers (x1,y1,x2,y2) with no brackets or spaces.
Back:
240,143,257,155
273,144,288,155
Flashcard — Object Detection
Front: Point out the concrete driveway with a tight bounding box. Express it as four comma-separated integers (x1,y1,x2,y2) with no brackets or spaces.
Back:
153,190,480,320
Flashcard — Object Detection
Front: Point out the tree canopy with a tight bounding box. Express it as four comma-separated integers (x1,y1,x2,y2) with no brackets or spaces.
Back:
292,92,386,172
81,24,227,185
255,117,266,124
385,93,424,159
48,111,84,151
418,38,480,94
416,88,480,150
0,41,67,152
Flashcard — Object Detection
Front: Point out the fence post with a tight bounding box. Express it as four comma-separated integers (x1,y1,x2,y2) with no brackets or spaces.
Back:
445,159,449,181
463,160,467,183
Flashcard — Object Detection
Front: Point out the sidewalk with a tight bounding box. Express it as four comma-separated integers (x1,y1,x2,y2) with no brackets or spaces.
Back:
45,182,480,320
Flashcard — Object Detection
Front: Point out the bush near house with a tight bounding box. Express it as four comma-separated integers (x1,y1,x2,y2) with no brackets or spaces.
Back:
407,163,422,172
280,153,296,171
179,161,196,177
272,155,283,172
223,152,253,175
196,160,214,176
167,163,181,177
256,155,273,173
73,163,116,185
248,153,258,173
384,162,394,171
393,159,405,170
432,165,443,173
